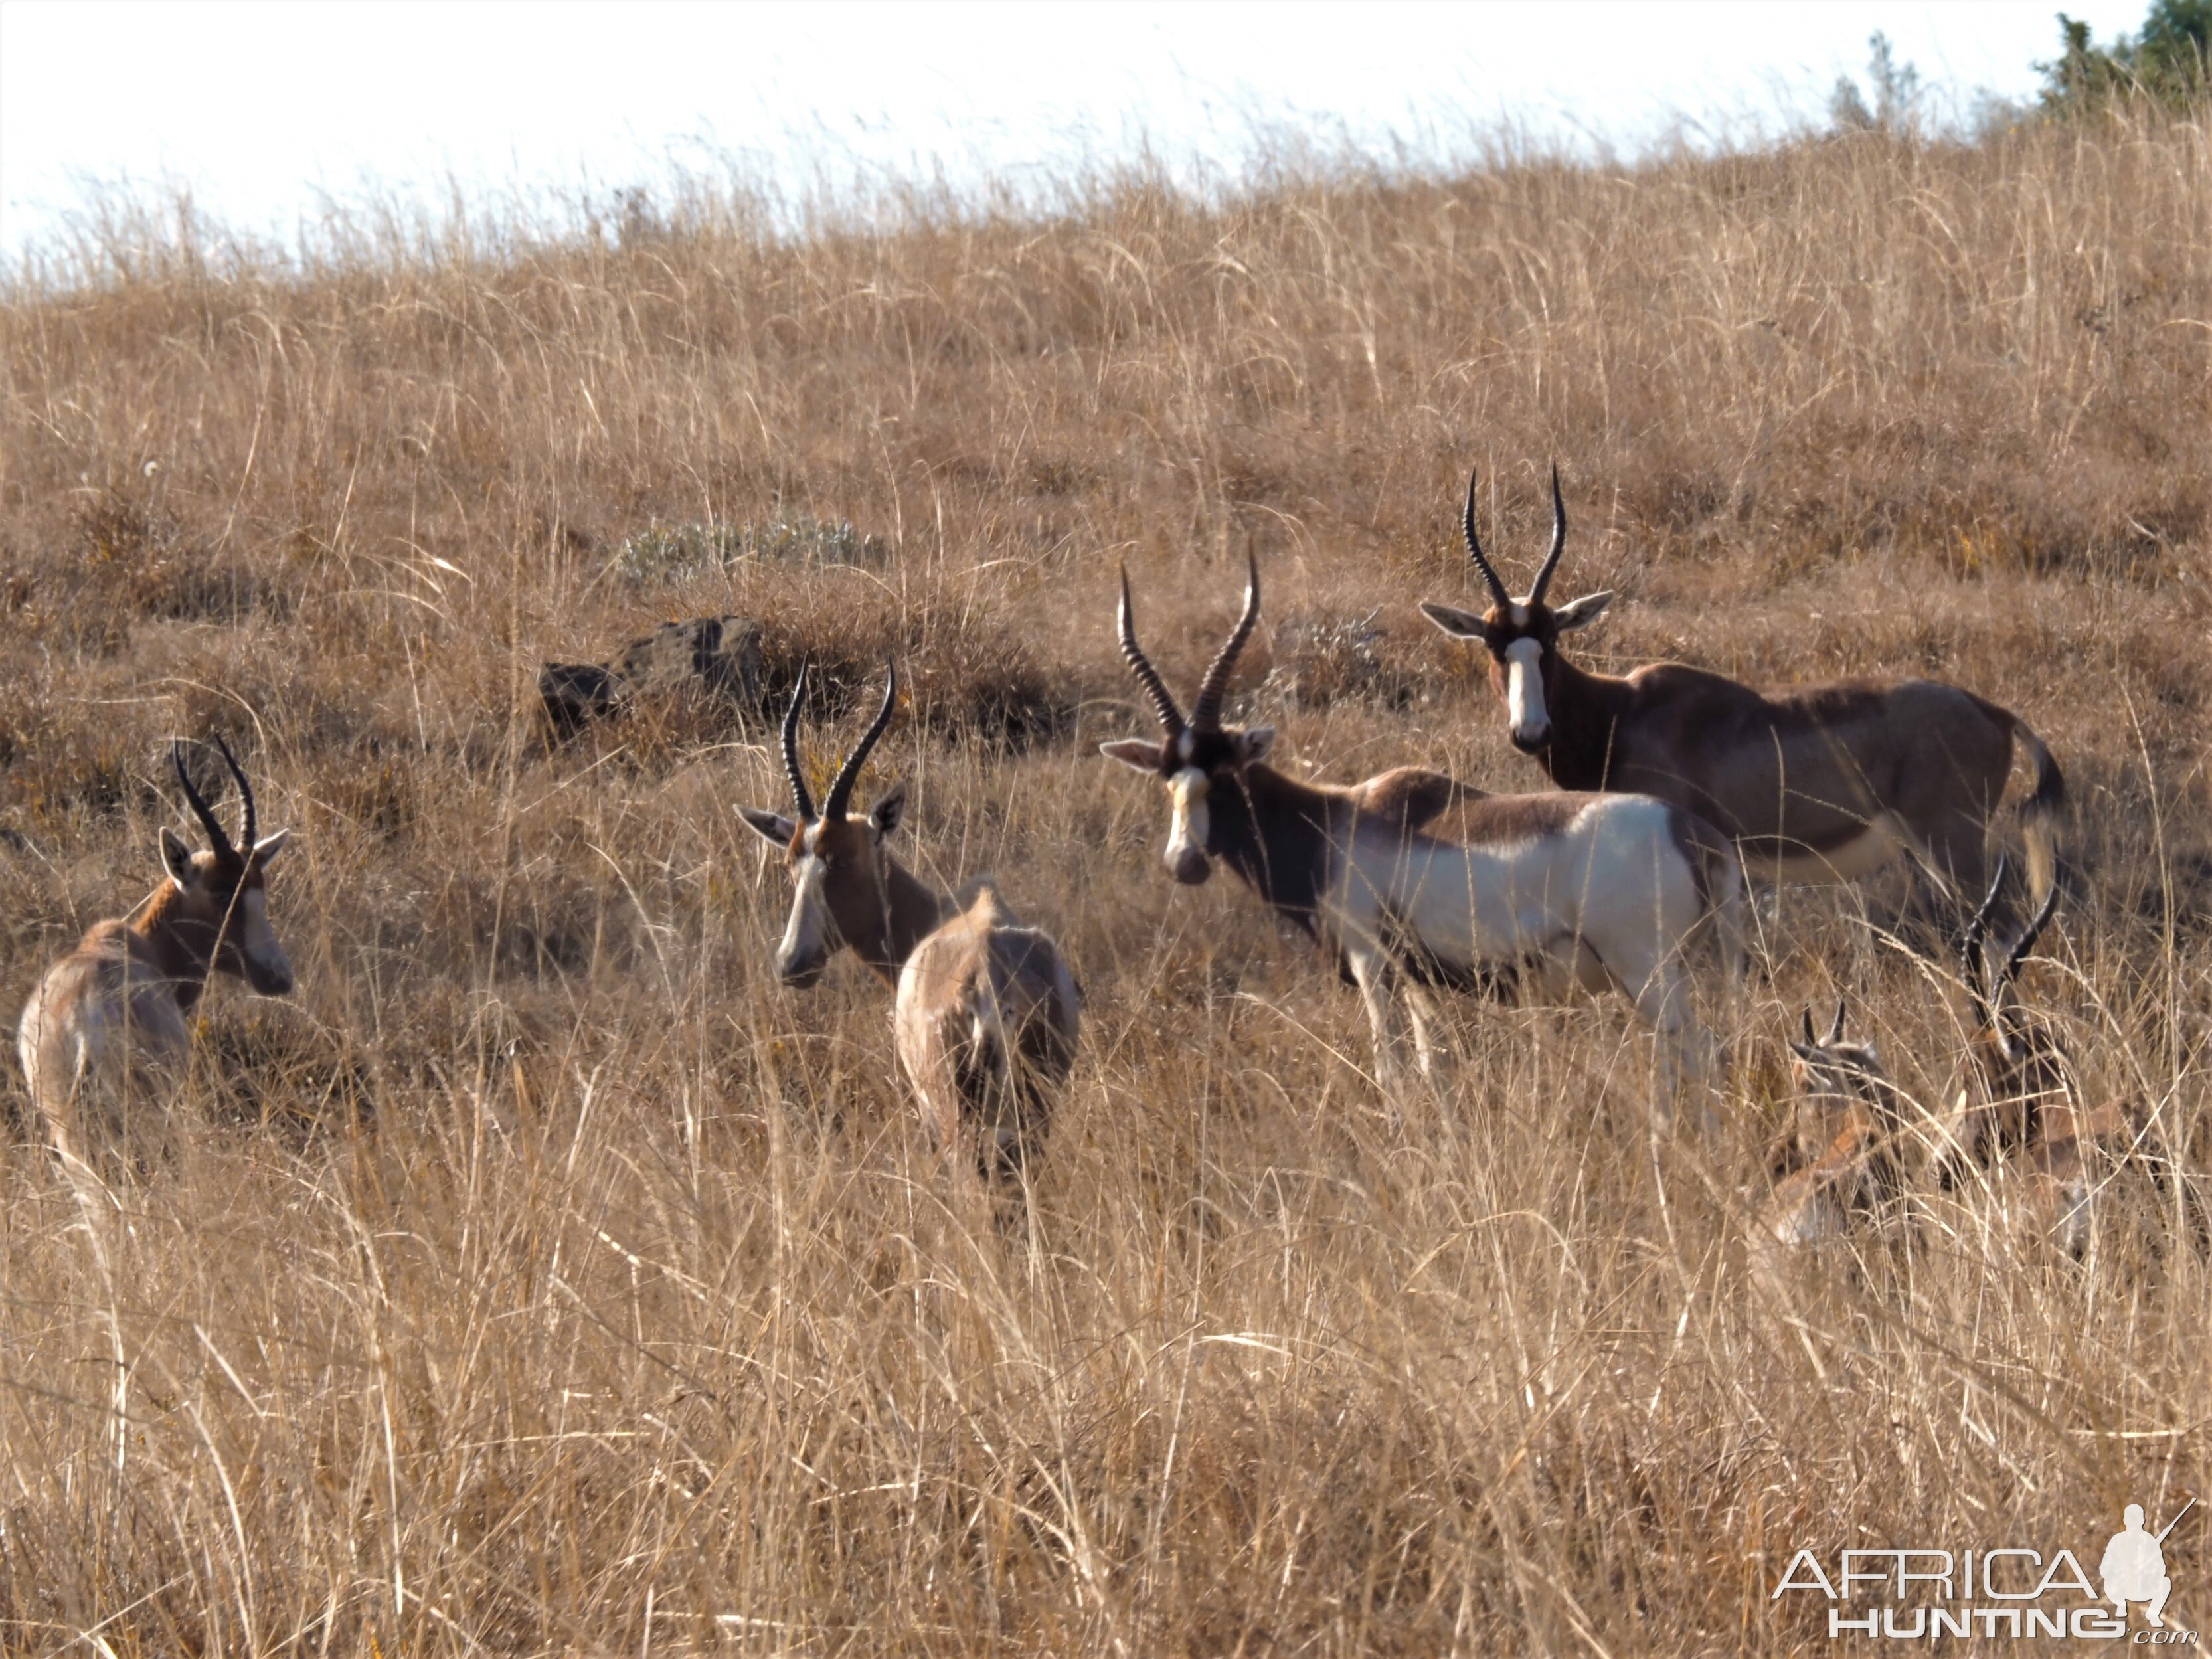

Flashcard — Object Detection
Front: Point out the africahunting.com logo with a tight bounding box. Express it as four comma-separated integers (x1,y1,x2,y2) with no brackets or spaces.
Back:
1772,1498,2197,1642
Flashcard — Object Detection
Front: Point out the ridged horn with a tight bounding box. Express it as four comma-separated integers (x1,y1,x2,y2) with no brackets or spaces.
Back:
215,733,256,859
1527,462,1569,606
173,739,238,863
1962,854,2010,1023
1824,996,1847,1048
1189,549,1260,733
1117,565,1186,737
1461,466,1511,609
2001,880,2061,992
823,661,896,822
781,662,816,822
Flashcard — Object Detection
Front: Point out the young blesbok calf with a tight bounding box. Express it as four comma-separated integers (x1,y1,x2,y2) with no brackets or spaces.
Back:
1757,1000,1913,1249
737,665,1080,1179
1100,557,1744,1110
1420,465,2065,919
17,738,294,1174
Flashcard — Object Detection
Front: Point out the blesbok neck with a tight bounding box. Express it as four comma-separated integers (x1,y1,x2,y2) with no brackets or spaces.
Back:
129,879,222,1011
1209,762,1335,930
848,855,953,986
1535,654,1633,791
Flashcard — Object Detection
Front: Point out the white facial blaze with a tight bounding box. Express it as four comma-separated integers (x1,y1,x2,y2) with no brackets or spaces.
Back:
780,841,831,972
240,888,292,983
1167,767,1210,871
1504,636,1548,742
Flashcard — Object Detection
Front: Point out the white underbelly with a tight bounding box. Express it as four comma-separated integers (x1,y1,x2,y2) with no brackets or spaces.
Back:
1749,813,1913,885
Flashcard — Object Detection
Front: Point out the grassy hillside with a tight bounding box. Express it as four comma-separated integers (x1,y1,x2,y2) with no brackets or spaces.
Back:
2,104,2209,1653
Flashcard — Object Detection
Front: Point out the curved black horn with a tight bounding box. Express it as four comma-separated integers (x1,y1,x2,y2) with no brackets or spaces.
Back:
1527,462,1569,606
1461,467,1511,609
822,661,896,822
214,733,256,858
2001,880,2061,992
1824,996,1847,1048
172,740,237,861
781,661,817,822
1960,854,2011,1023
1117,565,1186,737
1800,1007,1816,1047
1189,549,1261,733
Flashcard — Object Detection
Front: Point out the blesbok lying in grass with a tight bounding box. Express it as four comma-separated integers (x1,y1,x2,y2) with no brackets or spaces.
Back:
17,738,294,1176
1100,556,1744,1109
1419,464,2065,922
738,664,1080,1179
1933,857,2122,1255
1756,999,1912,1249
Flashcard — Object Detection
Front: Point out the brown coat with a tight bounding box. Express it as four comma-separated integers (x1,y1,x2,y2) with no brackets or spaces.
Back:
894,882,1081,1174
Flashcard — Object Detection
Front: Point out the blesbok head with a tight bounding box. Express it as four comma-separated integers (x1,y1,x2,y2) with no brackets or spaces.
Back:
1785,998,1894,1123
1419,464,1613,754
163,737,294,996
738,663,906,988
1098,554,1270,885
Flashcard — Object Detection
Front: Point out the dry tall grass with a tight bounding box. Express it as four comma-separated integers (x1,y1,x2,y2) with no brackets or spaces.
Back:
2,107,2210,1654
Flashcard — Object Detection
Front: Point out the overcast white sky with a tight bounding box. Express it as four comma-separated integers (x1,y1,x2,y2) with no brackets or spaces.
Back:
0,1,2147,256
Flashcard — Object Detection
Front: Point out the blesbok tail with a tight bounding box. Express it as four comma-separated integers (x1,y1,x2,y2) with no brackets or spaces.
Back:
1969,695,2066,909
2009,719,2065,911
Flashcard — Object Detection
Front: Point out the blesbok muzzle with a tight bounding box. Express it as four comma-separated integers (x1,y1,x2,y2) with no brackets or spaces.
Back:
1502,636,1551,752
1165,768,1213,885
772,853,837,988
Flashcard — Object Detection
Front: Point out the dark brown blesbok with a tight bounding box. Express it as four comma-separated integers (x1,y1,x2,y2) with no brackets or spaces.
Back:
1419,466,2065,921
1101,557,1744,1110
737,665,1080,1179
17,738,295,1176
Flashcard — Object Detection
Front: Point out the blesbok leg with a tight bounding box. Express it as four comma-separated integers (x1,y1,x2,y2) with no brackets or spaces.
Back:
1618,951,1720,1131
1343,941,1420,1089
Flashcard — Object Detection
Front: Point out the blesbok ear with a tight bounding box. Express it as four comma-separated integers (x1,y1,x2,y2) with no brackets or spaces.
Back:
1552,590,1614,632
159,827,197,884
869,782,907,837
1099,739,1162,772
1234,727,1276,764
250,829,292,867
1419,600,1487,640
736,806,798,846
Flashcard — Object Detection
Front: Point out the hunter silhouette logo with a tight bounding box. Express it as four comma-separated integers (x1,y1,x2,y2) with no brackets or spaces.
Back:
2104,1500,2193,1632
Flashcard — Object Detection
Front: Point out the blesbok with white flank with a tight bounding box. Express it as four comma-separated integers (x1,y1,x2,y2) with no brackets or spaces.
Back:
1418,464,2066,920
1100,556,1746,1108
1757,999,1913,1249
17,737,294,1175
737,663,1081,1179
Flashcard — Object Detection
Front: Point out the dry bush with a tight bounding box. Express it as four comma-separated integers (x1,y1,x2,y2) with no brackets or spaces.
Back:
1,107,2209,1652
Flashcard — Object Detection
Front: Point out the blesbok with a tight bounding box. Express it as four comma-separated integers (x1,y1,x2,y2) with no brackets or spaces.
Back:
17,738,294,1174
1419,465,2065,920
1758,1000,1912,1248
1935,857,2119,1255
1100,557,1745,1108
737,664,1080,1178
